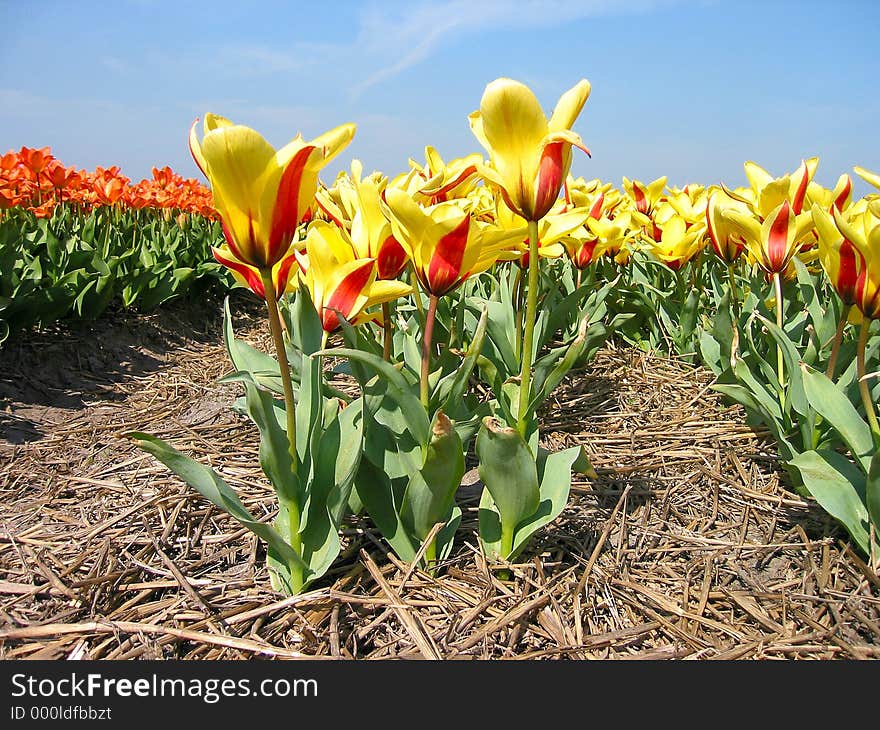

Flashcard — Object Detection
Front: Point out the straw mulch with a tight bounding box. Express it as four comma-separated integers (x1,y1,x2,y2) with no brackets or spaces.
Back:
1,291,878,660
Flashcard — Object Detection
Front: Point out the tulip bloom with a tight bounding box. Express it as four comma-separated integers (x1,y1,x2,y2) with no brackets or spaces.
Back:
622,176,667,216
721,201,813,275
382,188,524,297
705,192,747,264
296,221,411,333
640,210,706,270
726,158,819,219
189,113,355,282
212,242,301,301
407,146,483,205
822,202,880,320
469,78,591,222
349,176,409,281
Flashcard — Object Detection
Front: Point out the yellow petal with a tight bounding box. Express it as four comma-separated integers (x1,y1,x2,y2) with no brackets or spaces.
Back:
548,79,591,132
854,165,880,191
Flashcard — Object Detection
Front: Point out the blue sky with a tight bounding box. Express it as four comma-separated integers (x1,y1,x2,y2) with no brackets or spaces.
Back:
2,0,878,197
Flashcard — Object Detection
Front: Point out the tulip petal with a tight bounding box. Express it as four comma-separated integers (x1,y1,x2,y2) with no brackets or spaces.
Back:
548,79,591,133
426,215,470,296
322,259,375,332
854,166,880,192
478,78,549,158
213,246,266,299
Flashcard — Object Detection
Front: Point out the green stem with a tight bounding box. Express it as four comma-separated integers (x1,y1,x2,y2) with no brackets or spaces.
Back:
727,261,740,321
512,264,524,360
857,319,880,447
420,294,439,408
424,537,437,575
411,267,425,326
825,304,850,381
517,220,540,437
382,301,392,362
260,271,303,591
773,271,785,389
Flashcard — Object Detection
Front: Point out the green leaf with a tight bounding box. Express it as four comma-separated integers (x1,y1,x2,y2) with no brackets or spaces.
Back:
223,297,283,393
400,410,465,542
353,458,417,563
317,346,429,445
757,314,811,421
241,376,299,505
789,449,871,555
867,451,880,537
509,445,579,560
801,362,874,473
317,397,364,527
529,315,590,413
126,432,306,572
440,304,488,414
290,286,323,356
476,416,539,558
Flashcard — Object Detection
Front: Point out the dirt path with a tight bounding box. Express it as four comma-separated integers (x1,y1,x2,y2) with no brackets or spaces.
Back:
1,293,878,659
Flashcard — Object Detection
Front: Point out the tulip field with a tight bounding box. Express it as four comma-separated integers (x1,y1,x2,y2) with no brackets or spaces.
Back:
1,78,879,660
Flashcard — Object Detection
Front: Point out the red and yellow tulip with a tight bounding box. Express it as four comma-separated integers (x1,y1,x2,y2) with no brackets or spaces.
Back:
382,188,524,297
705,191,748,264
189,113,355,276
622,176,667,216
812,202,861,308
638,206,706,270
296,221,411,333
469,78,591,222
721,200,813,275
404,146,483,205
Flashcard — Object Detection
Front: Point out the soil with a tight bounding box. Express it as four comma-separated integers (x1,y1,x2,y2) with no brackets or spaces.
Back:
1,291,878,659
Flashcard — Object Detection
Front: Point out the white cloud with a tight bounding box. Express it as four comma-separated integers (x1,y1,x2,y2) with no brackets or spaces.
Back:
348,0,692,96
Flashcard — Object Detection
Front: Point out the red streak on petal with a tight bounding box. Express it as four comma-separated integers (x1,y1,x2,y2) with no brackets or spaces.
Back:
791,162,811,215
835,238,858,305
589,193,605,220
322,260,374,332
429,165,477,198
575,240,598,269
533,142,565,221
426,215,471,296
268,145,316,265
273,255,299,298
377,235,408,280
834,177,852,213
315,196,345,228
214,249,265,298
767,202,792,272
632,183,648,214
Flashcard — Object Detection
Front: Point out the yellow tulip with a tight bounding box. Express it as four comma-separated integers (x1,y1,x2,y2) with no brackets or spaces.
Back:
726,157,818,218
494,197,590,266
296,221,411,333
622,176,667,215
721,200,814,275
469,77,591,222
189,113,355,274
639,206,706,270
409,146,483,204
705,191,748,263
382,188,525,297
823,201,880,319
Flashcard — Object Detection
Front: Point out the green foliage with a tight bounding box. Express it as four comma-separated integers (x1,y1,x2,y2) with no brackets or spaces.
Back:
0,205,233,339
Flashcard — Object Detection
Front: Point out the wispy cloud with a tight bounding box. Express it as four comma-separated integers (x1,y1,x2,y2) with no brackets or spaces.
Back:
348,0,691,97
